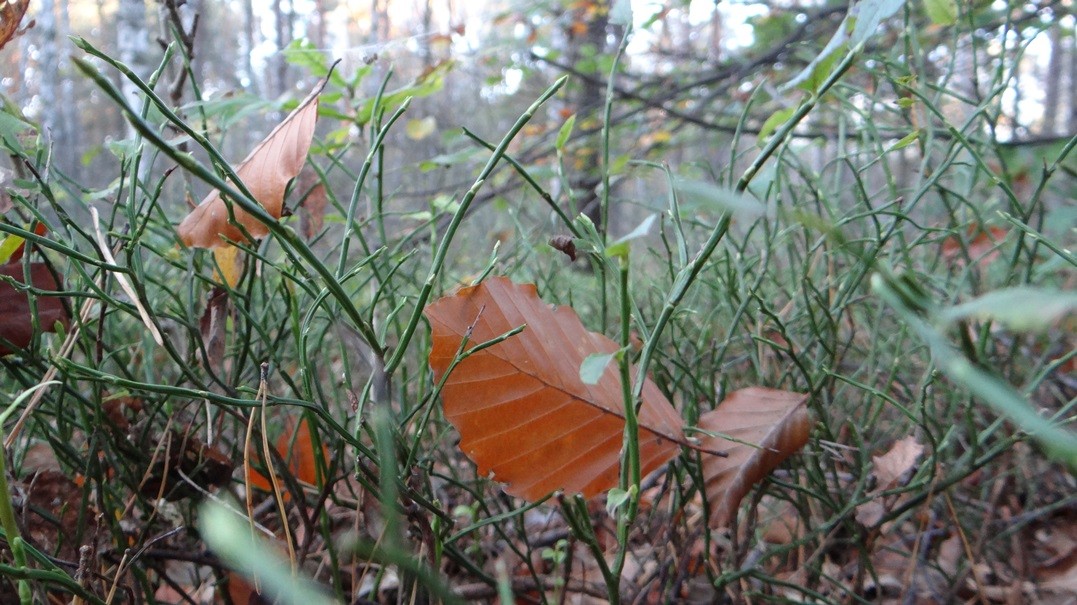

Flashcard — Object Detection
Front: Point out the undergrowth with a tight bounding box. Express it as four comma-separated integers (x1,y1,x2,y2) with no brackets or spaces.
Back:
0,7,1074,605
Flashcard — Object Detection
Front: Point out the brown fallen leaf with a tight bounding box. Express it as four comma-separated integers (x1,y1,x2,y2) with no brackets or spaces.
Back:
854,436,924,527
695,388,811,528
425,277,812,528
425,276,685,500
139,429,235,501
872,435,924,491
226,571,272,605
19,468,98,562
297,168,328,239
177,84,320,249
0,262,69,355
212,243,244,288
199,287,230,369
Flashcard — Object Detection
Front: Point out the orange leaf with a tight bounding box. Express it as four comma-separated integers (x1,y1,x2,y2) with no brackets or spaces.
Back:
696,388,811,528
178,86,320,249
226,571,271,605
424,276,685,500
247,416,326,493
940,225,1007,267
8,221,48,264
0,262,69,355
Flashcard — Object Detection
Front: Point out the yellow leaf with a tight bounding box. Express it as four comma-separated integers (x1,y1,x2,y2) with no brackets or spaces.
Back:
213,245,243,287
405,116,437,141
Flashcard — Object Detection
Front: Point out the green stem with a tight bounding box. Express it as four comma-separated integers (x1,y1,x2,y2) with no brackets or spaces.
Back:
0,383,59,604
610,256,640,592
632,46,862,401
337,73,401,278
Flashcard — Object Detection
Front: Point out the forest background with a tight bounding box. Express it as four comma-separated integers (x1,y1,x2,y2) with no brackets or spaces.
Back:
0,0,1075,603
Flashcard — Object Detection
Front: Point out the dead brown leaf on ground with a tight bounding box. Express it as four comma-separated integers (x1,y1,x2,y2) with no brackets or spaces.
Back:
0,262,69,355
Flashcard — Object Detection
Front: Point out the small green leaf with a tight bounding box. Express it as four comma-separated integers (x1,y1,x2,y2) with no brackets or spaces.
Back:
106,137,142,160
605,485,636,518
580,352,616,385
420,146,483,172
923,0,957,25
609,154,631,175
757,106,797,141
886,129,920,152
851,0,906,46
556,114,576,152
673,179,765,218
355,62,451,125
431,193,459,213
782,19,848,93
938,288,1077,331
605,214,656,258
0,110,31,152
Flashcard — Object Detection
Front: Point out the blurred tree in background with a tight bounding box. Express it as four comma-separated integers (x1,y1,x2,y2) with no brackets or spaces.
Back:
3,0,1073,219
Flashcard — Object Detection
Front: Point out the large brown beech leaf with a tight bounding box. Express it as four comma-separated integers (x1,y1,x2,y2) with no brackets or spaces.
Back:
178,86,320,249
695,388,811,528
425,276,686,500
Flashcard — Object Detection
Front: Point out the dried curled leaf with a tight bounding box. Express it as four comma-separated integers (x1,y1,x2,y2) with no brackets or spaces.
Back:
549,235,577,261
178,86,320,248
0,0,30,51
871,436,924,492
695,388,811,528
425,276,685,500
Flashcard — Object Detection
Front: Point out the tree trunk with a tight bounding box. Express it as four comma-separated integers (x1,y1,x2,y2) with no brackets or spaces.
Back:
420,0,433,68
1070,25,1077,134
369,0,380,44
708,0,722,62
563,0,611,233
117,0,150,137
271,0,292,96
58,0,78,177
242,0,259,93
312,0,326,50
1042,24,1063,135
37,0,58,137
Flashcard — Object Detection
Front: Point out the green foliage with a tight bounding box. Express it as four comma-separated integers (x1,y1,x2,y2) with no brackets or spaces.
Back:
923,0,958,25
